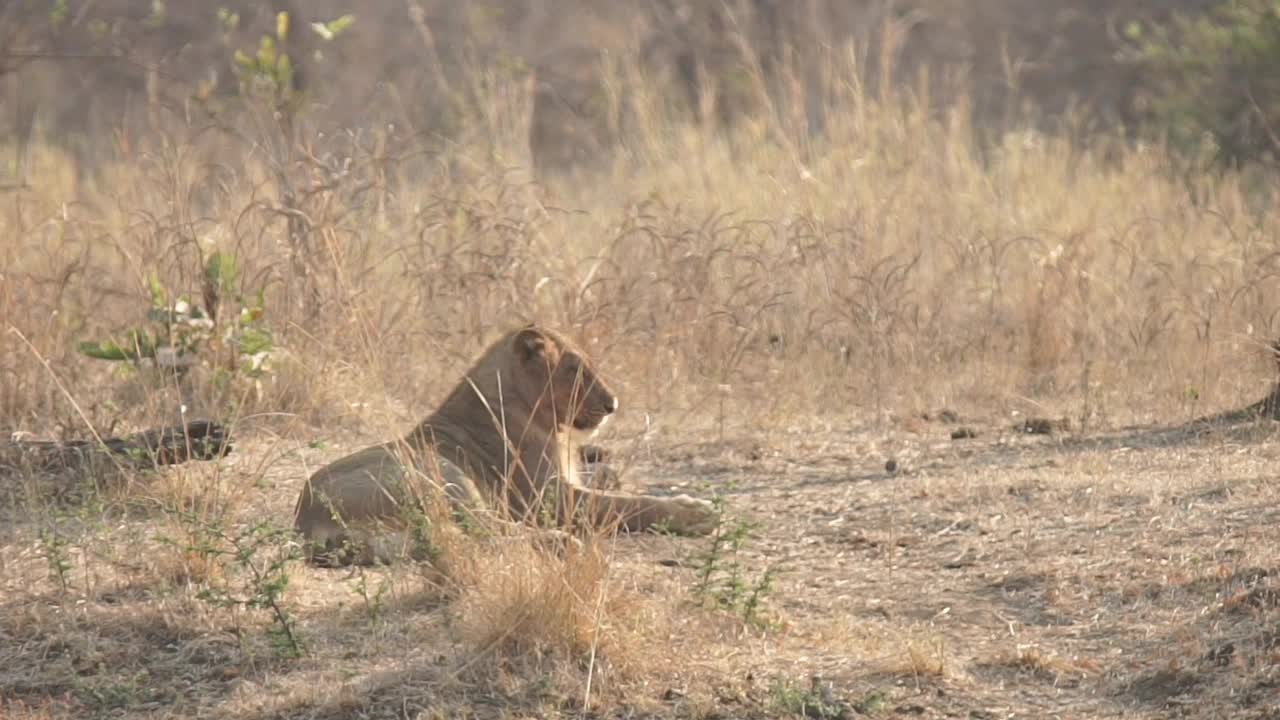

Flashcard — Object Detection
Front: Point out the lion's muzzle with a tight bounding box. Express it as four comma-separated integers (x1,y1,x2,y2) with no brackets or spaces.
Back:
573,392,618,431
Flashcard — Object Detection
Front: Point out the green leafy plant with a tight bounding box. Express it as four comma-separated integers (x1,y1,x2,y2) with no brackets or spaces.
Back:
309,14,356,42
220,10,355,116
204,9,357,324
769,676,849,719
406,506,446,563
37,524,74,595
689,492,781,629
169,512,304,658
77,251,274,383
349,565,392,627
231,11,298,113
48,0,68,29
1129,1,1280,167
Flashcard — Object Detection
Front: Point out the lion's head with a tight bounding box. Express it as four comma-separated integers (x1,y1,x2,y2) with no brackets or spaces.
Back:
498,324,618,434
406,323,618,518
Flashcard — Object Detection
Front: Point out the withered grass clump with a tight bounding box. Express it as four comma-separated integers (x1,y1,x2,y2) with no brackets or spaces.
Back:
450,538,630,666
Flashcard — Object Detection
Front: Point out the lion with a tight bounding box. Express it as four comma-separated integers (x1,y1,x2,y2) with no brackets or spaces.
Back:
294,324,718,565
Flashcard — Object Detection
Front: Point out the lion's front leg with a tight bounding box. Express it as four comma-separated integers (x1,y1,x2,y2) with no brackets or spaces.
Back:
563,484,718,535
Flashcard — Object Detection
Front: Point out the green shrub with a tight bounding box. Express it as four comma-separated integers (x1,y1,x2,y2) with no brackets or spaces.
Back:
1131,0,1280,168
77,251,274,389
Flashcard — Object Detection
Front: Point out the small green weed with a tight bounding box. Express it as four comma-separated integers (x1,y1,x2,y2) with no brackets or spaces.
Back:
349,565,392,627
163,510,304,658
769,676,850,719
37,523,74,596
690,491,781,629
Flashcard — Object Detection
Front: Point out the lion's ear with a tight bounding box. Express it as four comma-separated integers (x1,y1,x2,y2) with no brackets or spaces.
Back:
514,327,548,361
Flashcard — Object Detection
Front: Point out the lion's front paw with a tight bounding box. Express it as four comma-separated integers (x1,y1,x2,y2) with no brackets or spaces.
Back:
532,527,585,555
667,494,719,535
579,463,622,491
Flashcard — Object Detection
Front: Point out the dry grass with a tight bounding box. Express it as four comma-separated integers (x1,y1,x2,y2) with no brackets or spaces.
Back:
7,41,1280,436
4,31,1280,719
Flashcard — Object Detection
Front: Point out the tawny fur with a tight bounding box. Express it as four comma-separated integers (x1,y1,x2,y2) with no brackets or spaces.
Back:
294,324,717,565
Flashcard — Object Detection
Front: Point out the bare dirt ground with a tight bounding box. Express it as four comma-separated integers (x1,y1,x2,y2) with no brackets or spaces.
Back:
644,414,1280,719
4,407,1280,719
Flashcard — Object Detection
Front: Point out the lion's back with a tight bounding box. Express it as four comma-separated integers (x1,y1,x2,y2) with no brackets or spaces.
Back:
295,444,406,530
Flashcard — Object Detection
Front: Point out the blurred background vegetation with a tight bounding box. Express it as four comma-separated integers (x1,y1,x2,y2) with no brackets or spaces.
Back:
4,0,1280,435
4,0,1275,179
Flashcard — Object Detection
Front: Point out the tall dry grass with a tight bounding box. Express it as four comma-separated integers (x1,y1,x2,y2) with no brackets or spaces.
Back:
4,43,1277,444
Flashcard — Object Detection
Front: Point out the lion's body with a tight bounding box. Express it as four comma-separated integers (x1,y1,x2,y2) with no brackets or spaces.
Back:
293,441,477,565
294,325,716,565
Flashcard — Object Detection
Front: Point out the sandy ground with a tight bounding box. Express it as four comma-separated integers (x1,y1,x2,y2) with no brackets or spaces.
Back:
3,409,1280,719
